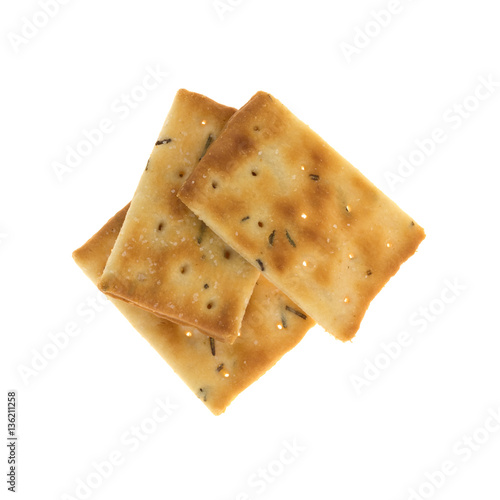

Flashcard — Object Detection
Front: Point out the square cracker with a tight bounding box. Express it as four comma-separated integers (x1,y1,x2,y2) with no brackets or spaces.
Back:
98,90,259,344
178,91,425,342
73,205,314,415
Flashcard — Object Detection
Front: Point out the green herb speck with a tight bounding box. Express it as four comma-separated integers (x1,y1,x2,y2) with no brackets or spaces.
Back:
285,305,307,320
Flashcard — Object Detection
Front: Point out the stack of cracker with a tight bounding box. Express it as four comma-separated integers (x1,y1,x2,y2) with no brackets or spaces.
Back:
73,89,424,415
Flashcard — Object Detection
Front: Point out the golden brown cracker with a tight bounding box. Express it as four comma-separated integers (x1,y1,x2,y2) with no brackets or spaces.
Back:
73,206,314,415
98,90,259,343
179,91,425,341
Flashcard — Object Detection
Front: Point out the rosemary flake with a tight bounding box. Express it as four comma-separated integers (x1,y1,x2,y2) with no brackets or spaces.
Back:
268,230,276,246
155,138,172,146
199,134,213,160
281,313,288,329
285,230,296,248
197,221,207,245
285,305,307,320
199,388,207,402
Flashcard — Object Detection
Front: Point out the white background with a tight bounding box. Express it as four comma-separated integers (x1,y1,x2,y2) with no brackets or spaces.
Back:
2,0,500,499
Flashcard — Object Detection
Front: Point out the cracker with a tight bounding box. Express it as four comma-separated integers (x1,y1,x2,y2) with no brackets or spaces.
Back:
178,91,425,342
73,206,314,415
98,90,259,343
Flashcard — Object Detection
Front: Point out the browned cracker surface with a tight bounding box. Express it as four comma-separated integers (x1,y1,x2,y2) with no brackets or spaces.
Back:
73,206,314,415
97,90,259,343
178,91,425,341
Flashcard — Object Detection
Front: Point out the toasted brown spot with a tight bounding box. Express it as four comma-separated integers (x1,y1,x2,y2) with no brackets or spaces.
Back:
275,201,298,220
309,148,328,167
234,134,255,155
269,250,292,274
313,265,331,287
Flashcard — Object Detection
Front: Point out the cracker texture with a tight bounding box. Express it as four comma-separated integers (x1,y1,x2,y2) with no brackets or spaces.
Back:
97,90,259,343
179,91,425,341
73,206,314,415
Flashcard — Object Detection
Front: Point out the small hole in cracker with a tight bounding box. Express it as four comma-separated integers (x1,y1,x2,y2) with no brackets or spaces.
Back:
207,302,213,310
258,221,264,228
251,170,258,176
180,266,188,274
253,126,260,131
212,181,218,189
157,222,164,231
179,171,185,178
224,250,231,259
